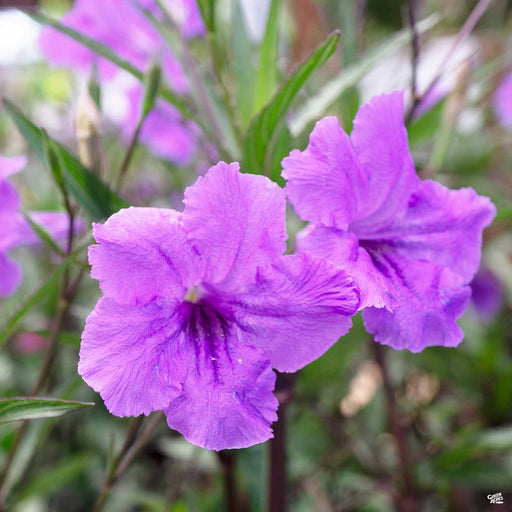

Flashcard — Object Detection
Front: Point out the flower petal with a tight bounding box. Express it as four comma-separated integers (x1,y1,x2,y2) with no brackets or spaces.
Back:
362,251,471,352
0,155,27,180
361,180,496,283
79,297,182,416
165,332,278,451
226,253,360,372
350,91,419,233
183,162,287,287
282,116,367,229
90,207,203,305
0,253,22,297
297,226,393,310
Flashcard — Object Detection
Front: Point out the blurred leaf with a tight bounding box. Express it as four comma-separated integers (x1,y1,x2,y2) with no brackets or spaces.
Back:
26,11,191,117
243,30,340,176
289,14,440,137
407,99,445,147
475,427,512,451
232,3,255,129
3,99,128,220
496,207,512,221
0,398,94,424
21,212,65,257
15,453,92,502
196,0,215,32
254,0,280,113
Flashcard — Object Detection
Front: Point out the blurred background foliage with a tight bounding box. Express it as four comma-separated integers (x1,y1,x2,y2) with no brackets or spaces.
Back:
0,0,511,511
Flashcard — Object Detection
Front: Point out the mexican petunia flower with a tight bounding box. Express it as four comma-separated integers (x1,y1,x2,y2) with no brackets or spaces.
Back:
80,162,360,450
0,155,76,296
282,91,496,352
39,0,197,164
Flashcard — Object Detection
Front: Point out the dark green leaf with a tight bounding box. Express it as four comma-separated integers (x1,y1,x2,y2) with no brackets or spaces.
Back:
243,31,340,176
0,398,94,424
3,99,128,220
21,211,65,257
196,0,215,32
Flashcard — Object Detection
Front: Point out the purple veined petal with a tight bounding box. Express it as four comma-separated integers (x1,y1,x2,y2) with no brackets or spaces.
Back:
360,180,496,284
164,318,278,451
0,253,22,297
182,162,287,288
121,86,197,164
223,253,360,372
0,155,27,180
297,225,394,310
89,207,203,306
349,91,420,233
493,72,512,129
79,297,183,416
282,116,367,230
362,250,471,352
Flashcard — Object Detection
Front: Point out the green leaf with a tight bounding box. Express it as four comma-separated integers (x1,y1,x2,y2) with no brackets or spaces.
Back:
3,99,128,220
0,398,94,424
21,211,65,257
232,3,255,129
243,30,340,176
196,0,215,32
289,14,440,137
253,0,280,113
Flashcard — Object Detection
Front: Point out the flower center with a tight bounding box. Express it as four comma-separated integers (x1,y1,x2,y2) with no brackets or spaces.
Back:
184,283,203,304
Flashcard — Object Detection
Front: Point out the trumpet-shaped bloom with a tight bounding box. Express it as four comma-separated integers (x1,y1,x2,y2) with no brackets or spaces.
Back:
39,0,197,164
80,162,360,450
282,91,496,352
0,155,76,296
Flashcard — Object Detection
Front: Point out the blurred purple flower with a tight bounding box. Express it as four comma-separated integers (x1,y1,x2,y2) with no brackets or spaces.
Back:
79,162,360,450
166,0,205,38
282,91,496,352
493,72,512,128
0,155,77,297
470,267,504,321
39,0,199,163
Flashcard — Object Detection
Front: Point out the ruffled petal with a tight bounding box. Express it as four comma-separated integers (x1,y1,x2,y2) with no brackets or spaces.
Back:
350,91,420,233
0,253,22,297
297,226,393,310
183,162,287,287
282,116,367,230
225,253,360,372
361,180,496,283
79,297,182,416
362,251,471,352
89,207,203,306
165,324,278,450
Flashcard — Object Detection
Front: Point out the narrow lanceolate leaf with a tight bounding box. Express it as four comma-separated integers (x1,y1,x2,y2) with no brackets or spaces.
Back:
289,14,440,137
0,398,94,424
25,11,191,117
253,0,280,113
22,212,65,257
243,31,340,176
232,2,255,129
196,0,216,32
3,100,128,220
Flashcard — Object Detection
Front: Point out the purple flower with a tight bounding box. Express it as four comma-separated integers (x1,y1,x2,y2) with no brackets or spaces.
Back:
167,0,205,38
493,72,512,129
469,267,504,321
39,0,198,163
0,155,76,297
80,162,360,450
282,91,496,352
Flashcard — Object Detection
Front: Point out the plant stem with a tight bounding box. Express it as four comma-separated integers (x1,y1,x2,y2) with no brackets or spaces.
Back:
268,373,296,512
116,114,147,189
372,342,418,512
407,0,420,105
93,412,163,512
218,451,237,512
406,0,493,122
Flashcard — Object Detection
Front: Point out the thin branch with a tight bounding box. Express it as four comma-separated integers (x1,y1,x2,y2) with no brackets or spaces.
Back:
407,0,420,104
406,0,493,122
115,114,147,189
